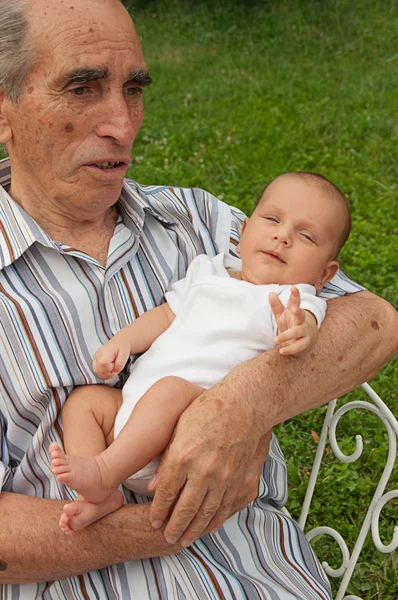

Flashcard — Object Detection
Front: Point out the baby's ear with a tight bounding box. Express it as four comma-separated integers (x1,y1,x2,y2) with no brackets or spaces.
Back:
315,260,339,291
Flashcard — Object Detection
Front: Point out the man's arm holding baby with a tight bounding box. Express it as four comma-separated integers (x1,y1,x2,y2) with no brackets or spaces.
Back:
0,302,178,583
149,290,397,546
0,438,268,584
0,493,184,583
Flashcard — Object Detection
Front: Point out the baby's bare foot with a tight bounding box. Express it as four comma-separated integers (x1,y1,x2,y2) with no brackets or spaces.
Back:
60,491,124,534
49,442,117,503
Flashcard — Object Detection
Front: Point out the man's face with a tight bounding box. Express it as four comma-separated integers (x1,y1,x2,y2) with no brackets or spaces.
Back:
0,0,149,216
237,175,340,290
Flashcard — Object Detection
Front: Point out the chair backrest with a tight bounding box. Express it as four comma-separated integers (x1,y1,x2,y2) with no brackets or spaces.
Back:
298,383,398,600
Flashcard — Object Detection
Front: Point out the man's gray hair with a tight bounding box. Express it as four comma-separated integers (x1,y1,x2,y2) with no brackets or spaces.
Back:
0,0,130,104
0,0,35,103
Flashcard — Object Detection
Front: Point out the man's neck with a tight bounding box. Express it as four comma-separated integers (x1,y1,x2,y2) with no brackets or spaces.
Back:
8,181,119,267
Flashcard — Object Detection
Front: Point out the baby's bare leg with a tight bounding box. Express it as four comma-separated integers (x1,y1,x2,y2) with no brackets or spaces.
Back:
52,377,204,505
49,385,124,533
105,376,204,483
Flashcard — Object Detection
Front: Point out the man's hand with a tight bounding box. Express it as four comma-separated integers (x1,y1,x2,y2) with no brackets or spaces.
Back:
147,391,271,546
92,335,131,379
269,286,318,355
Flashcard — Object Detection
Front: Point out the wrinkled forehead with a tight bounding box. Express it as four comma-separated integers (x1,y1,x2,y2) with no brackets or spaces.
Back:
27,0,145,71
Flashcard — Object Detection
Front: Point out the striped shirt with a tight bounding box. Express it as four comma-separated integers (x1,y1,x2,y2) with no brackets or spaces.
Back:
0,155,362,599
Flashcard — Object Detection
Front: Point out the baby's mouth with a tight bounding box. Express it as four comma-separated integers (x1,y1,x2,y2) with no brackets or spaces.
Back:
264,251,286,264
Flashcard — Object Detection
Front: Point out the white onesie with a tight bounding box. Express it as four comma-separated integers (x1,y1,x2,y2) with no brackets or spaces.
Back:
114,253,326,494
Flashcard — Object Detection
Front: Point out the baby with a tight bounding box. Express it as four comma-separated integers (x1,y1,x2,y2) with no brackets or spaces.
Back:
50,171,351,533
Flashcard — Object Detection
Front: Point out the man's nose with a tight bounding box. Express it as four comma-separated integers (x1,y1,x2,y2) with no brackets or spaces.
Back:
273,225,292,246
95,94,142,147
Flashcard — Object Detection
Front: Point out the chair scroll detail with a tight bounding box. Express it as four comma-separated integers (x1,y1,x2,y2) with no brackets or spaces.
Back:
298,382,398,600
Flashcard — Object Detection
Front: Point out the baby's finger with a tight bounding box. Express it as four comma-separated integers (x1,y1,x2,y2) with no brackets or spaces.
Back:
274,325,305,345
113,349,129,373
279,337,309,355
290,306,306,326
269,292,285,320
286,286,301,311
94,362,115,380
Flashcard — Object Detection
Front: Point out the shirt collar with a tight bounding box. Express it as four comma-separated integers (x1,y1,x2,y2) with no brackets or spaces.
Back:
0,156,175,270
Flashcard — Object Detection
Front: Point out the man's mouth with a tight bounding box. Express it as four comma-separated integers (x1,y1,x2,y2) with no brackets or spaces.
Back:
92,161,124,170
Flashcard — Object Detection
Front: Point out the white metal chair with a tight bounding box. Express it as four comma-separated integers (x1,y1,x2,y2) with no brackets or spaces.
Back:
285,382,397,600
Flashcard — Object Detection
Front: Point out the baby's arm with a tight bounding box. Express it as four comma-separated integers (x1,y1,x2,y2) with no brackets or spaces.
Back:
269,286,318,356
93,303,176,379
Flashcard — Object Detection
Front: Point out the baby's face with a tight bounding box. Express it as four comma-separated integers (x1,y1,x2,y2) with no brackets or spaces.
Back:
237,175,341,290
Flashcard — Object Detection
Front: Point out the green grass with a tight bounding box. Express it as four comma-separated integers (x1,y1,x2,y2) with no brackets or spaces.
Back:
124,1,397,597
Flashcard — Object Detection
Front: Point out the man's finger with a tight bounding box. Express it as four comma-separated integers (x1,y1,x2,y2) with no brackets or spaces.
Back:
206,490,234,534
162,480,208,543
150,470,187,530
178,487,228,546
208,432,270,533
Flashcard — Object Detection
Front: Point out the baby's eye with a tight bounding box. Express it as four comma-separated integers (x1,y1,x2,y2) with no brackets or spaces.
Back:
265,216,278,223
301,232,315,242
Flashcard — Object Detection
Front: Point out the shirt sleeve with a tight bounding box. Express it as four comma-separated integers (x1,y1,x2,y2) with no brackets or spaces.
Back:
0,407,14,492
228,205,246,257
272,284,327,335
179,187,246,258
319,268,366,298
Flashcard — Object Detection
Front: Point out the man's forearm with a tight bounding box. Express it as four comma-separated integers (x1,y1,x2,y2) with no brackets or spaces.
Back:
0,492,181,584
227,291,397,428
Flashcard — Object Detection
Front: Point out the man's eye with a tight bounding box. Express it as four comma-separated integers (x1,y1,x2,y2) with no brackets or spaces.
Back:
70,86,89,96
125,86,143,97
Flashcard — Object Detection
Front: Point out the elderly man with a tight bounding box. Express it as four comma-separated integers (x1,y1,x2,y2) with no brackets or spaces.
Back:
0,0,396,598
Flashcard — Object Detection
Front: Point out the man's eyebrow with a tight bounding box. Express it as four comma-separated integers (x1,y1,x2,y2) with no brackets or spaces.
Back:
56,67,152,89
127,68,152,87
56,67,109,88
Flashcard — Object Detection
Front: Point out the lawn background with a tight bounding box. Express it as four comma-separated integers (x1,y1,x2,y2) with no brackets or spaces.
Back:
125,1,397,597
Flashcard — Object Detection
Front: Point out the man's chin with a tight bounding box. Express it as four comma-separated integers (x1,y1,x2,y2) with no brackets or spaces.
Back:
94,179,125,203
85,170,126,197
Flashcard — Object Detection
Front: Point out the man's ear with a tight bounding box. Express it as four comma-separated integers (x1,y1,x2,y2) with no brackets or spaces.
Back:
315,260,339,291
0,91,12,145
236,218,249,254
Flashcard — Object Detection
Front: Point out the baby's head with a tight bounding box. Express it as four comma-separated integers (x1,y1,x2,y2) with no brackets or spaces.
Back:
236,172,351,291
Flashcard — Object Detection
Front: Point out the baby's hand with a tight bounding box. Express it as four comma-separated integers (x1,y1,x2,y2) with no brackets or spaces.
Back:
92,335,131,379
269,286,318,356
